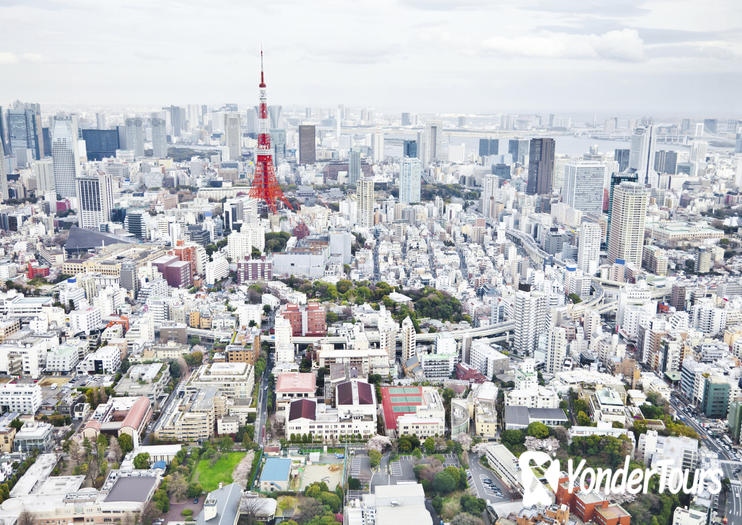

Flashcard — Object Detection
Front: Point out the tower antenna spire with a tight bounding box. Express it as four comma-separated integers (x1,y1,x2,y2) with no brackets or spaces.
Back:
259,46,265,88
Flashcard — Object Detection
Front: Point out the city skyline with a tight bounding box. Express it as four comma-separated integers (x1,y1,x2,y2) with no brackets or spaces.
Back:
1,0,741,114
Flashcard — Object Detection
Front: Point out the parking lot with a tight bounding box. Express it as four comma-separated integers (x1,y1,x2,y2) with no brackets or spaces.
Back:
349,454,371,484
371,454,416,490
468,454,512,504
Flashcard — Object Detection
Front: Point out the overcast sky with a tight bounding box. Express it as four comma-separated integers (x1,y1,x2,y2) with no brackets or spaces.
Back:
1,0,741,115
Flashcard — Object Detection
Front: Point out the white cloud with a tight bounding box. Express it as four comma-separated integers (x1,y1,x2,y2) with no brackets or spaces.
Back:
480,29,646,62
0,52,19,64
21,53,42,62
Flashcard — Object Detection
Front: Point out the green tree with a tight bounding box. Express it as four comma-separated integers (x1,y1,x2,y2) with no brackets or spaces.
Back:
133,453,151,469
348,477,361,490
526,422,550,439
432,470,457,494
368,449,381,468
423,437,436,454
118,433,134,455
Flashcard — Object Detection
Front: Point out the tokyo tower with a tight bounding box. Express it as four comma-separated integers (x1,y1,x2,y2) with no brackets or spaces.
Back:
248,50,293,213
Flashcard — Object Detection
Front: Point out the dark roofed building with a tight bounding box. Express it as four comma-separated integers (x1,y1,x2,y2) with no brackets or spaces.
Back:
64,226,135,255
288,398,316,422
504,406,568,430
196,482,242,525
104,475,158,503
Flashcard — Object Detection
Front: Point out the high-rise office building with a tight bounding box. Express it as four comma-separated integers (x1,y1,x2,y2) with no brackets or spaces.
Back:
526,138,555,195
348,149,361,186
7,103,43,164
513,289,548,356
151,116,167,158
399,157,422,204
629,126,655,184
403,140,418,158
614,148,630,172
0,152,7,202
563,161,605,215
653,150,677,175
0,107,7,155
372,131,384,163
81,129,120,161
51,116,80,198
125,117,144,157
479,138,499,157
76,171,113,230
96,112,106,130
224,113,241,161
272,128,286,162
357,178,374,228
298,125,316,165
577,221,601,276
421,122,440,167
401,112,412,126
164,106,186,137
608,182,649,266
32,159,54,194
508,139,529,165
736,133,742,154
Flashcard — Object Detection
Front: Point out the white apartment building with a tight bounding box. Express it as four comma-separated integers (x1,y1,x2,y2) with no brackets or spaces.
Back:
401,316,416,364
187,362,255,400
69,306,102,334
396,387,445,438
205,253,229,285
577,221,601,276
545,326,568,374
274,315,294,364
76,345,121,375
46,344,80,373
0,383,42,414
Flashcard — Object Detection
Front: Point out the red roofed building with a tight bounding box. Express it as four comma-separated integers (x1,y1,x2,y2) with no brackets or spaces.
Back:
279,301,326,337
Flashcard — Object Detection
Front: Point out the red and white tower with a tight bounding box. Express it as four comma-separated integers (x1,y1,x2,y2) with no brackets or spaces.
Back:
248,50,292,213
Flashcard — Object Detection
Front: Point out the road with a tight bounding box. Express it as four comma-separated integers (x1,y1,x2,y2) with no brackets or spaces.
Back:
255,348,273,445
727,481,742,525
669,393,736,461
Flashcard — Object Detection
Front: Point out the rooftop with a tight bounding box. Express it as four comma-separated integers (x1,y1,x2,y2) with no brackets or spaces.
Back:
276,372,315,393
260,457,292,482
103,475,158,503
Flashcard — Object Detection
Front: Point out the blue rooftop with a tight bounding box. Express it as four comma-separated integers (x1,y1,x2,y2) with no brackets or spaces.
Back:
260,457,291,482
152,460,166,470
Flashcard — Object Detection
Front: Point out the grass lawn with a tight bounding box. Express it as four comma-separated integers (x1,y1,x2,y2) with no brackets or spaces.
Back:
191,452,246,492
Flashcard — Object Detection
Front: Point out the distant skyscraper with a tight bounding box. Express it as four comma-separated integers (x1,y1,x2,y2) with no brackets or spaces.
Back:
614,148,630,172
508,139,529,165
703,119,718,135
577,221,601,276
403,140,418,158
401,112,412,126
125,117,144,157
165,106,186,137
629,126,655,184
76,171,113,230
348,149,361,186
736,133,742,154
151,116,167,158
7,103,43,163
608,182,649,266
479,138,499,157
298,125,316,165
399,157,422,204
271,128,286,162
0,107,8,155
268,106,282,130
52,116,80,198
0,153,7,202
372,131,384,163
563,161,605,215
421,122,440,167
224,113,241,161
357,178,374,228
526,138,555,195
654,150,678,175
81,129,120,161
32,159,54,194
96,112,106,130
